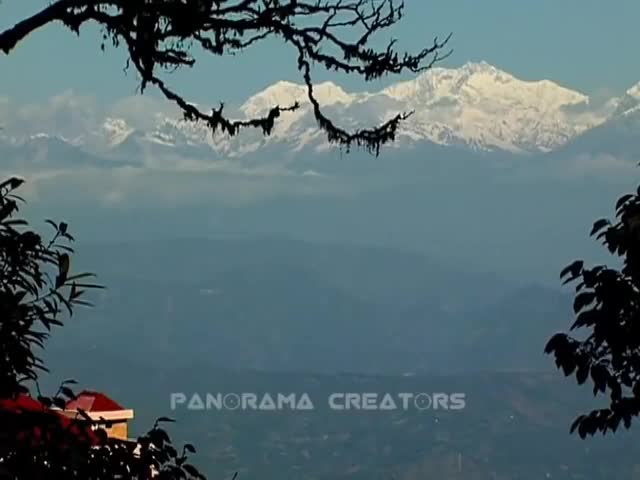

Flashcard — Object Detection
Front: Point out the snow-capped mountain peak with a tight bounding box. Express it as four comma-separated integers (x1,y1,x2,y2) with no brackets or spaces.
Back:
627,81,640,100
1,61,634,161
605,81,640,117
241,81,305,117
378,61,598,152
241,80,353,118
385,61,505,97
385,61,587,107
101,117,134,146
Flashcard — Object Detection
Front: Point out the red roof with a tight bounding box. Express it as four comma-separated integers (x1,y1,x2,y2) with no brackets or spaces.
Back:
0,394,100,446
65,390,125,412
0,394,46,413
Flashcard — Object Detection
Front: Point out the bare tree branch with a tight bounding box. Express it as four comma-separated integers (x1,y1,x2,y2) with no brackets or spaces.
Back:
0,0,452,155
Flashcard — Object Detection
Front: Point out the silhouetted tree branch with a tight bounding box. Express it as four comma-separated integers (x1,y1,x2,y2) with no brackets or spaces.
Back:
546,183,640,438
0,0,452,154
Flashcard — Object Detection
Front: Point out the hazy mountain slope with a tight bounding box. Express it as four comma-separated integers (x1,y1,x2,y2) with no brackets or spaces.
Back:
51,238,570,374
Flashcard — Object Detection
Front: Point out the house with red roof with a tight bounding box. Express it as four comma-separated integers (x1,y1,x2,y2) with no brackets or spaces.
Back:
62,390,135,441
0,392,156,477
0,394,100,447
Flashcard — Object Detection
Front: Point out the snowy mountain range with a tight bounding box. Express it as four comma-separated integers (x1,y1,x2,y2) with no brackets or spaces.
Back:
1,61,640,168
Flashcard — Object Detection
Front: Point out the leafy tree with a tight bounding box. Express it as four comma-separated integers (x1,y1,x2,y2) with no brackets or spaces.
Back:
546,184,640,438
0,0,451,154
0,177,207,479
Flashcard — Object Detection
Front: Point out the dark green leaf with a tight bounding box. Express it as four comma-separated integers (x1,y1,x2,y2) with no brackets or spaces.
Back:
590,218,610,236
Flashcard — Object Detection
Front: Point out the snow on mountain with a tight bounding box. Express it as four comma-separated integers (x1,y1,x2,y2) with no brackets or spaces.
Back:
0,131,136,169
1,61,637,165
602,82,640,119
616,82,640,117
228,80,361,155
553,80,640,160
627,82,640,100
219,61,609,154
157,61,612,154
381,61,602,152
240,80,354,118
102,118,134,147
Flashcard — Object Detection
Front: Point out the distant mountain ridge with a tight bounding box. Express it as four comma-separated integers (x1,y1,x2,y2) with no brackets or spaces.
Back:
53,237,570,375
2,61,640,166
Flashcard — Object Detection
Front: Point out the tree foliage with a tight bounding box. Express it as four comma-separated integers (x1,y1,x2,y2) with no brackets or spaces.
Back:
0,177,207,479
0,177,99,397
546,183,640,438
0,0,451,155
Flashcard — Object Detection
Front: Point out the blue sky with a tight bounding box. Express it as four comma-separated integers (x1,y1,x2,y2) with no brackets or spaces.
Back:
1,0,640,104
